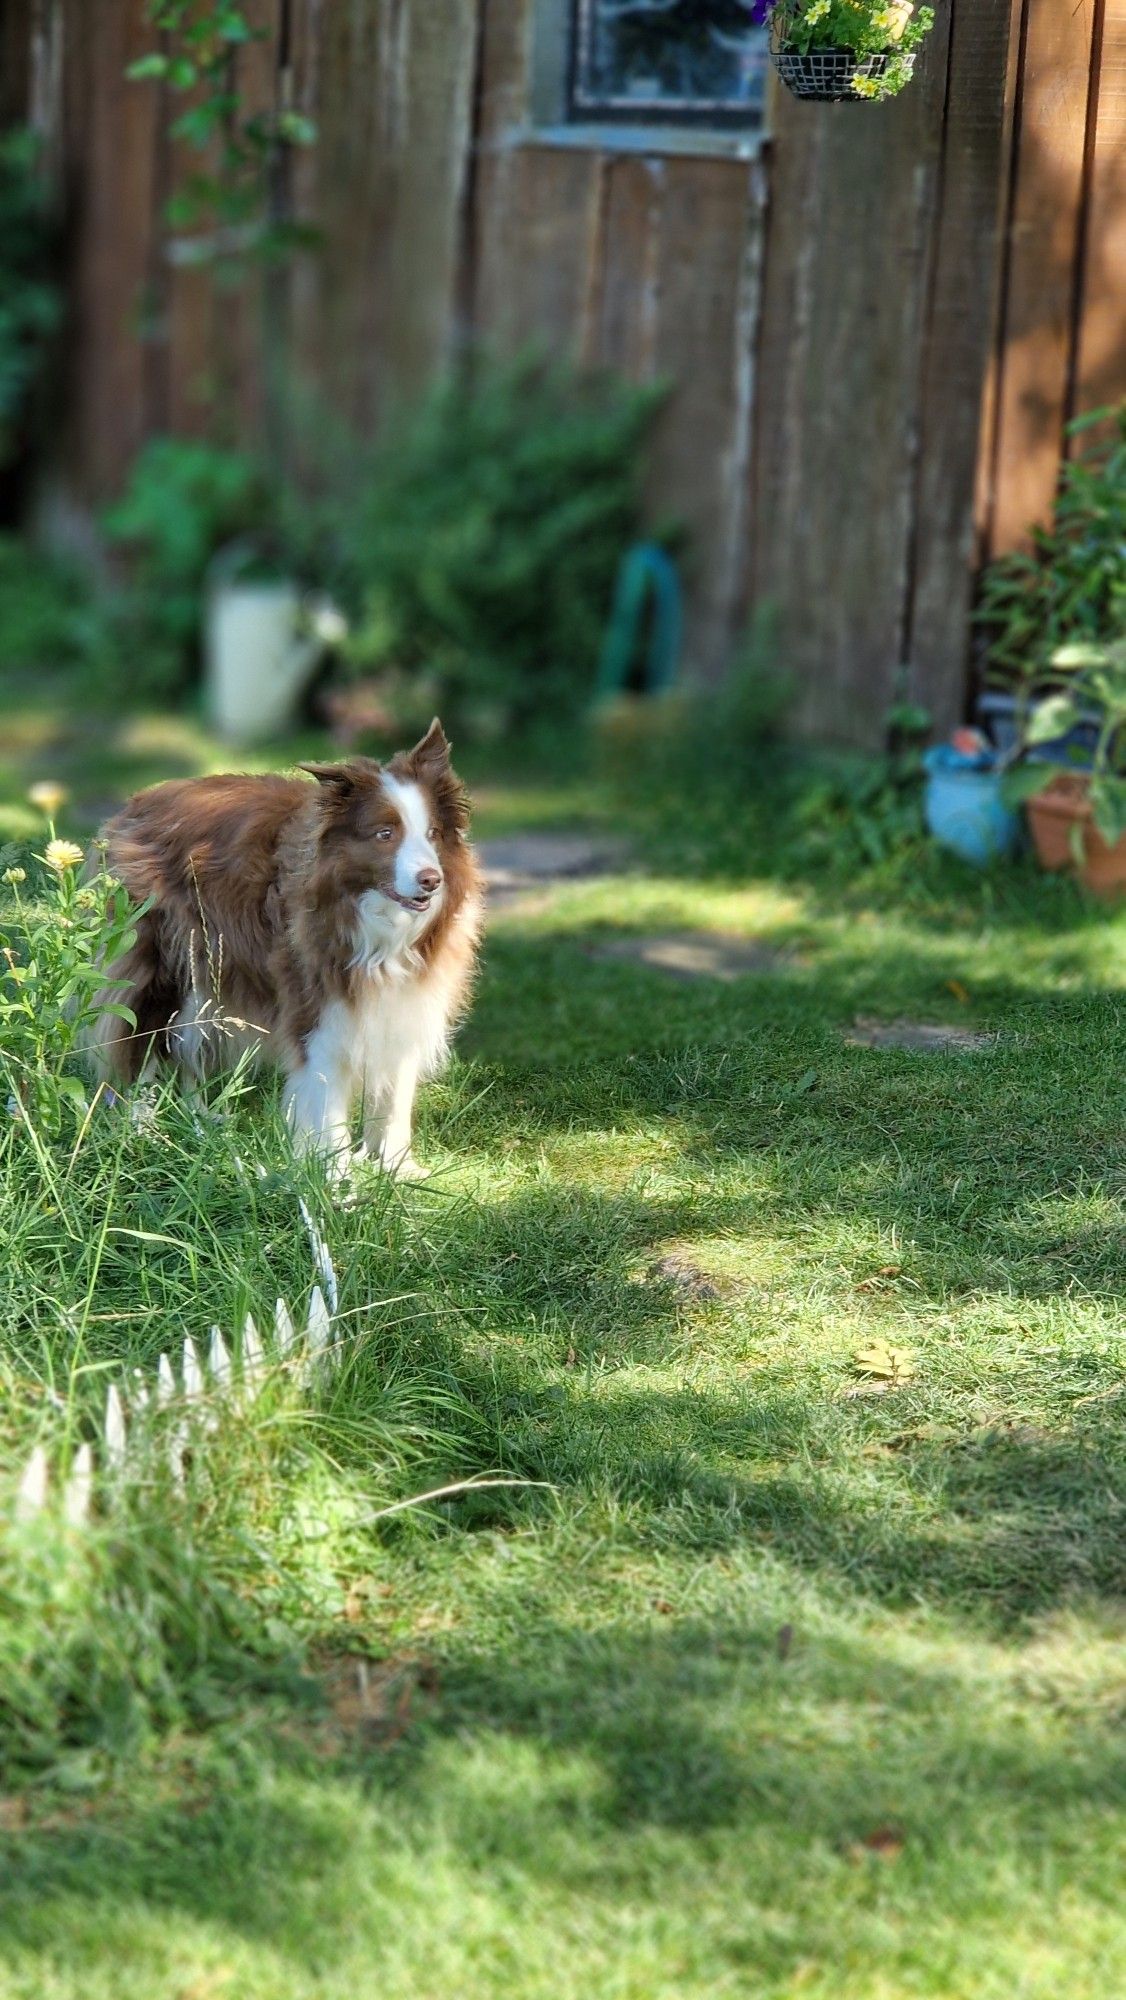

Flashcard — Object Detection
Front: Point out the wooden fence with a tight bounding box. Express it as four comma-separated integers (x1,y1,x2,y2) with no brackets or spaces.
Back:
6,0,1125,747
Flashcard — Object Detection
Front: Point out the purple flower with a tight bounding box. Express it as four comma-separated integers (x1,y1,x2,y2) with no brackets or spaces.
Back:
747,0,777,21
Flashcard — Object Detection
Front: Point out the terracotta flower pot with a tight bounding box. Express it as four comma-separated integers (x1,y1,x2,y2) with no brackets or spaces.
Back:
1026,775,1126,895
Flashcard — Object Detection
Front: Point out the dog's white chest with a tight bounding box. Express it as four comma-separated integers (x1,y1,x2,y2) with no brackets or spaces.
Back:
352,890,431,975
348,970,453,1091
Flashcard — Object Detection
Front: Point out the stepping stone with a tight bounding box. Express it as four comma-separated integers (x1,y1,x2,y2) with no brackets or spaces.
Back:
481,834,623,904
589,931,791,981
650,1254,722,1301
844,1017,995,1053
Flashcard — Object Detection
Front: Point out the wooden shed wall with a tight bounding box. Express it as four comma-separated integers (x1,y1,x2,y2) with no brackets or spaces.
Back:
12,0,1126,748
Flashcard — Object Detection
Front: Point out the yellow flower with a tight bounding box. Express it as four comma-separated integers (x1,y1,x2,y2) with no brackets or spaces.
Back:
874,1,912,37
852,72,882,95
2,866,26,885
28,781,69,816
44,839,86,876
807,0,831,19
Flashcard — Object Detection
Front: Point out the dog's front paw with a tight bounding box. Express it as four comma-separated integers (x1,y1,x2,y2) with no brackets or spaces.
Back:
378,1147,427,1182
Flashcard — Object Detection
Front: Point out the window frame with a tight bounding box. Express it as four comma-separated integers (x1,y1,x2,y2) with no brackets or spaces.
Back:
562,0,772,134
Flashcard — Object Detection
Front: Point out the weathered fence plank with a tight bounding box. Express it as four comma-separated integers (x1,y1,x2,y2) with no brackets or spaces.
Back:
1072,3,1126,422
986,0,1098,552
909,0,1020,732
60,0,164,498
754,20,954,744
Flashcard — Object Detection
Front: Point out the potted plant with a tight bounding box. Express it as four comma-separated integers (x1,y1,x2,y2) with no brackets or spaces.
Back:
761,0,935,101
977,406,1126,748
1012,639,1126,894
975,402,1126,888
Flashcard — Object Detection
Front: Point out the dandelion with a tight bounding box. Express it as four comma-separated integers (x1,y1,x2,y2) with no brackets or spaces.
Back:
2,866,26,885
28,781,69,816
44,839,86,876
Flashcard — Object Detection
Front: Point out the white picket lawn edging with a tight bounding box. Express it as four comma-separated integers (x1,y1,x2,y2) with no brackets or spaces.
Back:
9,1199,341,1525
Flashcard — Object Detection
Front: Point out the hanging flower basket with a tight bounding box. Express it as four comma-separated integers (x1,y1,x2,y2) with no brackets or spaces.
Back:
771,43,910,102
763,3,934,103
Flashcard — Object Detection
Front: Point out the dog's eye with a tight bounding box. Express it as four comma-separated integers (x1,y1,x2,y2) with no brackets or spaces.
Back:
375,826,394,842
428,824,440,843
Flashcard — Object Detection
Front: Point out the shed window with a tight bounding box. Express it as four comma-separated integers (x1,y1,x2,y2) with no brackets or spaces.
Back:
569,0,770,126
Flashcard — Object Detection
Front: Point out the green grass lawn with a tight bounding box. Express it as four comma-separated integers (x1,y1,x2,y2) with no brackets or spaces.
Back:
1,675,1125,1998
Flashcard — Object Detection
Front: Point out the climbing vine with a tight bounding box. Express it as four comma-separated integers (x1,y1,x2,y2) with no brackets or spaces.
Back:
126,2,316,259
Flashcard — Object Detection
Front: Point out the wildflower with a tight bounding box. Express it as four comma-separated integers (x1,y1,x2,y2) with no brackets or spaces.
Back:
44,839,86,875
807,0,830,20
2,866,26,885
852,72,882,95
28,781,69,816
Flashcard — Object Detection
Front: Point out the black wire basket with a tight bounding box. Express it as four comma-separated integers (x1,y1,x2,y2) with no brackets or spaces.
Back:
770,39,910,102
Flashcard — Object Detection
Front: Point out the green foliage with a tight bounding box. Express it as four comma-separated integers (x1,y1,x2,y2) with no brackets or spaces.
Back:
769,0,935,95
790,735,928,869
595,607,791,790
127,2,316,258
346,358,665,734
0,535,112,683
978,405,1126,686
599,655,928,877
0,837,140,1140
104,437,268,693
0,130,61,468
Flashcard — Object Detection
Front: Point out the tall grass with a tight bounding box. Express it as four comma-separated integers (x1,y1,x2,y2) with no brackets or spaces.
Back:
0,1052,499,1780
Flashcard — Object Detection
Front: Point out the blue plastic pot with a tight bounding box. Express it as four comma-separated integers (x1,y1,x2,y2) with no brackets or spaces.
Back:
923,746,1021,866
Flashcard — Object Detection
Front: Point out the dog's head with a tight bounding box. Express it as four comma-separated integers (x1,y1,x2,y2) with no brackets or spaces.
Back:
301,720,469,941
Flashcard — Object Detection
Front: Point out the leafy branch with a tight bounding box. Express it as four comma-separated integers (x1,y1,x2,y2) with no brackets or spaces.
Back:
126,2,316,260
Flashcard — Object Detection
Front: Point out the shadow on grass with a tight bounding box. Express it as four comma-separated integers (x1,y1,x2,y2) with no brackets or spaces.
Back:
0,1608,1121,1988
395,1157,1126,1625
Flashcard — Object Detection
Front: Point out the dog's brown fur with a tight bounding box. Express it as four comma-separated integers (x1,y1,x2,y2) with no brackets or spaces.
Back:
87,721,481,1170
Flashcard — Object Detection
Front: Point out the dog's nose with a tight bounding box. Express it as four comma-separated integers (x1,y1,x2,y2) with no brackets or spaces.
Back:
416,867,442,896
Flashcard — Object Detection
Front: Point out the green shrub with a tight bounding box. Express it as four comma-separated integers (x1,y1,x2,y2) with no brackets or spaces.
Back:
0,130,61,469
594,607,790,790
0,535,113,682
346,357,665,734
978,405,1126,687
104,437,268,695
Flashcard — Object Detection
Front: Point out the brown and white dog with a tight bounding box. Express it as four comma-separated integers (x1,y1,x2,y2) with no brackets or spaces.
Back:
87,721,482,1178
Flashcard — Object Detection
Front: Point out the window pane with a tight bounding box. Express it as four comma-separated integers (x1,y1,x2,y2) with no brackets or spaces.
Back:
571,0,769,122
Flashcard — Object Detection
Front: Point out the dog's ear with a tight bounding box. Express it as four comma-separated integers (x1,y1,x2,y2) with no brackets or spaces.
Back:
408,718,469,834
300,761,350,786
299,761,372,792
409,718,452,772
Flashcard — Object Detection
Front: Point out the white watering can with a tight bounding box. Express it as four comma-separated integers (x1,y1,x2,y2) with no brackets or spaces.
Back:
205,546,346,745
